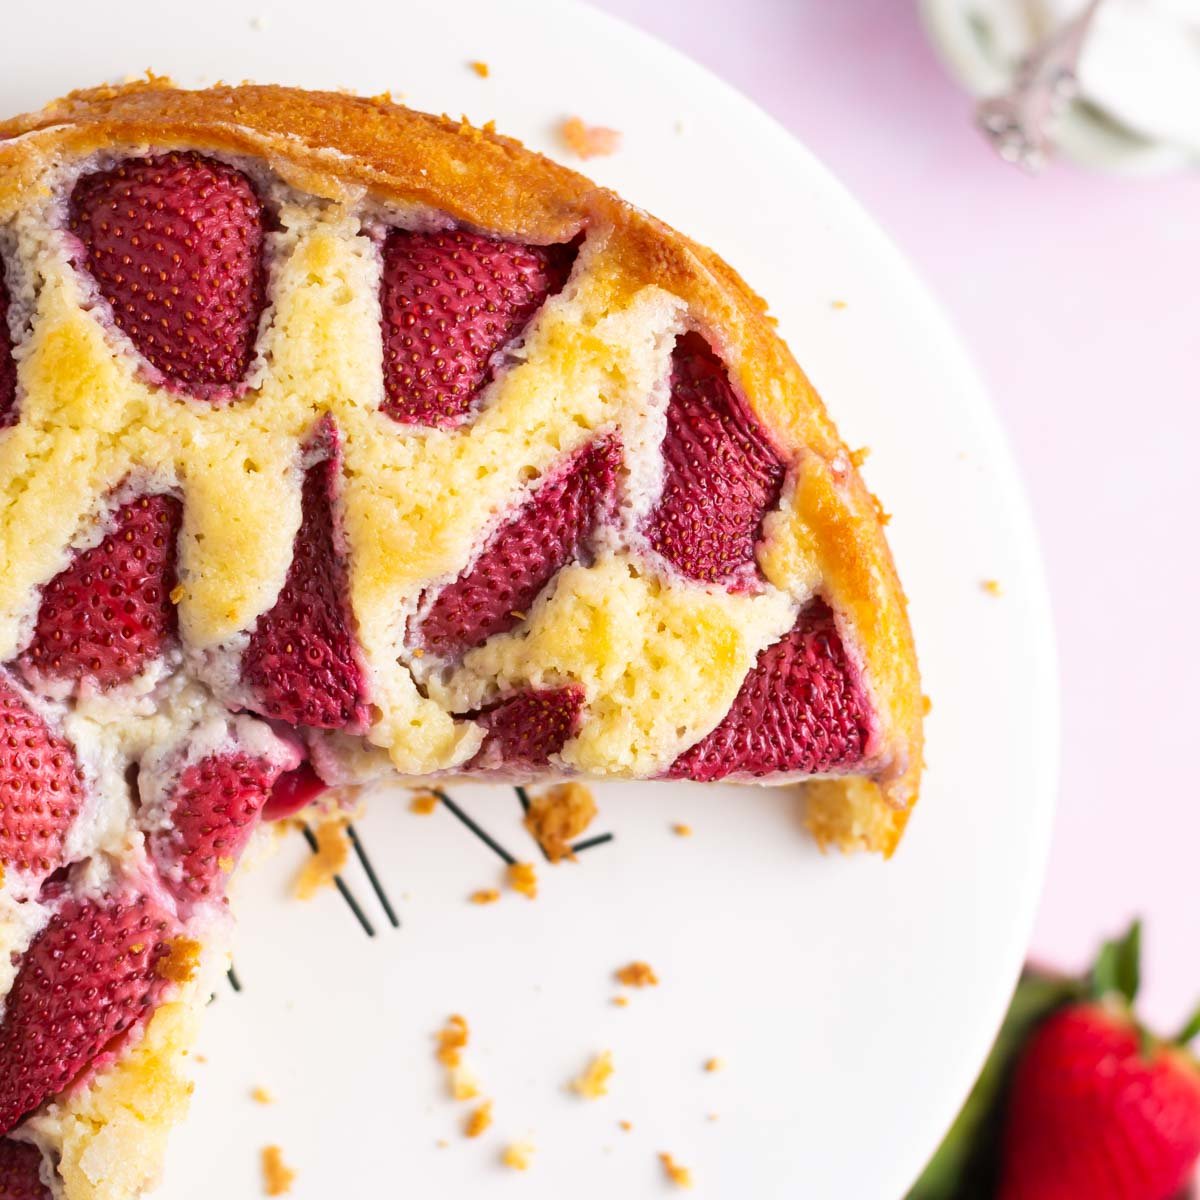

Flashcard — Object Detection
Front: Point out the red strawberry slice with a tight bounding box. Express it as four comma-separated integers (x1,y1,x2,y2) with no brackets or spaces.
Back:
667,599,872,781
144,752,285,905
262,761,327,821
416,436,620,659
0,273,17,428
0,893,176,1133
379,228,576,426
645,333,785,587
0,676,84,881
999,1003,1200,1200
468,686,586,771
69,153,267,397
20,494,181,688
0,1140,49,1200
242,430,369,730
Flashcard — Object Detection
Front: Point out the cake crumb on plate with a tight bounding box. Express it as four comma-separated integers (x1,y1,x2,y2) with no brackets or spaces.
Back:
261,1146,296,1196
470,888,500,905
502,1141,535,1170
465,1099,493,1138
572,1051,614,1099
659,1151,693,1189
409,791,439,815
704,1057,723,1073
981,579,1003,597
293,815,349,899
251,1086,274,1105
560,116,622,160
524,782,596,861
616,961,658,988
469,60,490,78
508,861,538,899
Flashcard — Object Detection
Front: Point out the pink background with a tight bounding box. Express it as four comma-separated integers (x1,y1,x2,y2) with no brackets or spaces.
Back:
595,0,1200,1028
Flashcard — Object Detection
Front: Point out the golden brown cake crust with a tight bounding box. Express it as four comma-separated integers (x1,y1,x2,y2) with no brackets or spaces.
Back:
0,78,922,847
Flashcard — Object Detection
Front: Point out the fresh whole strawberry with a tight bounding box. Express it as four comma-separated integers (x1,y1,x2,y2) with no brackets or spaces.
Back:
243,425,370,730
0,674,85,881
0,1139,49,1200
20,493,181,688
69,153,267,396
416,436,620,659
144,751,288,905
667,598,872,781
644,333,785,588
998,924,1200,1200
0,273,17,428
379,227,576,426
468,685,586,771
0,892,176,1133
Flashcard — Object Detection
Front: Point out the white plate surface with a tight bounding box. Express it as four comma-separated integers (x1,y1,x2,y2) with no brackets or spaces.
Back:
0,2,1058,1196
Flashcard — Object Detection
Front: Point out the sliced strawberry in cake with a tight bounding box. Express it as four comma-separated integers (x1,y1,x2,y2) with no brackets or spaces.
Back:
0,890,178,1133
138,721,302,909
20,492,182,689
415,436,620,659
668,599,875,782
379,228,576,426
242,425,370,731
0,1139,49,1200
467,686,586,772
0,674,85,884
69,153,268,398
645,333,786,588
0,272,17,428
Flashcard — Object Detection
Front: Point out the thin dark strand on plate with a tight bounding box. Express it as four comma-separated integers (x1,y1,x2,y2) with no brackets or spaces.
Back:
347,822,400,929
435,789,517,865
515,785,552,862
227,965,242,992
300,822,377,937
570,832,616,855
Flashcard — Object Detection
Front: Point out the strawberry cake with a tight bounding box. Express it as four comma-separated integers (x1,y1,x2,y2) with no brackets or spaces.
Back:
0,80,922,1198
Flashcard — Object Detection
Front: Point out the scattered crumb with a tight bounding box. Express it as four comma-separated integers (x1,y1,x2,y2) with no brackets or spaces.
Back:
156,937,202,984
450,1064,480,1101
704,1058,723,1073
572,1051,614,1099
436,1139,449,1149
674,118,687,135
195,1054,207,1064
251,1086,274,1105
659,1152,693,1189
409,791,439,815
832,299,849,311
169,584,186,604
612,996,629,1008
707,1112,719,1122
465,1100,494,1138
502,1141,534,1170
616,961,659,988
261,1146,296,1196
508,861,538,899
469,60,490,78
470,888,501,905
560,116,622,160
922,695,933,716
524,782,596,861
672,823,693,837
436,1014,470,1069
849,446,871,468
619,1120,633,1132
981,579,1003,597
294,816,349,899
249,15,267,31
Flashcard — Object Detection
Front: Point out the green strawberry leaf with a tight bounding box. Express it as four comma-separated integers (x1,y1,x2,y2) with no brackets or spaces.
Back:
1091,919,1141,1005
1174,1003,1200,1048
907,969,1082,1200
